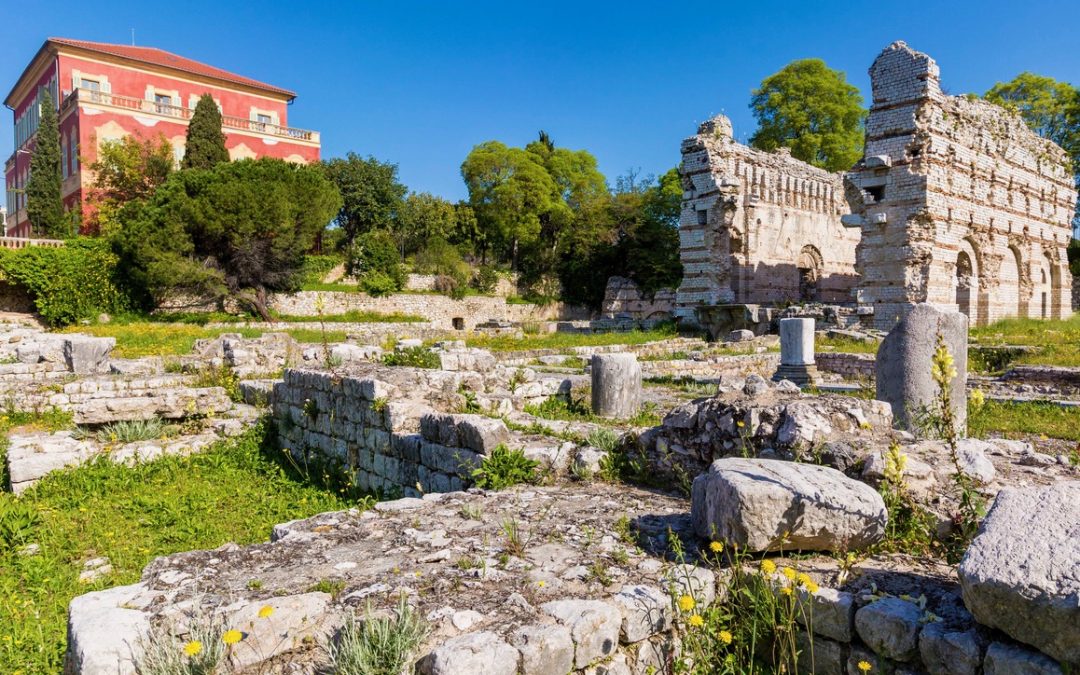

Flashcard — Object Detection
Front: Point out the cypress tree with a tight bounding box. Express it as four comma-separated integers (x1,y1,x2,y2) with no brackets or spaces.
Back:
182,93,229,169
25,90,67,238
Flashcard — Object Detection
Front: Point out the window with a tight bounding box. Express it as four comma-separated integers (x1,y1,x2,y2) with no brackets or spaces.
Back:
81,78,101,101
254,113,272,131
155,94,174,114
696,209,708,226
865,185,885,203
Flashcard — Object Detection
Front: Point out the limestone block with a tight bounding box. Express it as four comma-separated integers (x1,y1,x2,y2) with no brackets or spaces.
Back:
666,564,716,609
855,597,923,662
510,623,574,675
983,642,1064,675
613,585,671,644
64,335,116,374
691,458,887,552
727,329,755,342
541,599,622,668
779,318,815,366
959,483,1080,665
226,593,336,669
453,415,510,454
795,586,855,642
876,304,967,434
65,583,152,675
418,631,520,675
7,431,97,493
797,631,847,675
919,623,983,675
590,353,641,419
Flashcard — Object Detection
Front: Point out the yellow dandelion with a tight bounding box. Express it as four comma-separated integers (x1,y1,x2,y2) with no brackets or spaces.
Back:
804,580,820,594
183,640,203,657
782,567,796,581
688,614,704,628
796,572,812,587
736,420,745,428
258,605,274,619
677,595,696,612
857,661,873,672
709,541,724,554
221,630,243,645
537,580,545,588
719,629,733,645
760,559,776,575
781,587,793,596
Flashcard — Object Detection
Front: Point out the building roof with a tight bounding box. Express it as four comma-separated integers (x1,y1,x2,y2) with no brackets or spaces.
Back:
45,38,295,100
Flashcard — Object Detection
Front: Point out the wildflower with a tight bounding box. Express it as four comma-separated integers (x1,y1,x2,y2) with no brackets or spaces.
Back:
804,580,820,594
258,605,274,619
781,587,793,596
969,388,985,410
688,614,704,628
782,567,797,581
709,541,724,554
719,629,733,645
183,640,203,657
222,630,243,645
857,661,873,672
678,595,696,612
537,580,545,588
760,559,776,575
736,420,745,428
796,572,812,587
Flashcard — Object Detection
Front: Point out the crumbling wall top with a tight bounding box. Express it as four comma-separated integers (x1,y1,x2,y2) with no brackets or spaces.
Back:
869,40,942,106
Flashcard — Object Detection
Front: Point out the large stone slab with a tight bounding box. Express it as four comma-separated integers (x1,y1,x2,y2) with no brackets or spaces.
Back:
876,303,967,434
65,583,151,674
64,335,116,375
691,458,887,552
958,483,1080,666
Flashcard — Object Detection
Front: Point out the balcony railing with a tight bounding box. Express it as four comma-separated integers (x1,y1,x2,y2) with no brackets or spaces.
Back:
61,88,319,142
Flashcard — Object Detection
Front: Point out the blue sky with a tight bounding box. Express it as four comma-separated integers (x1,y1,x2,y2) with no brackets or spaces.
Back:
3,0,1079,203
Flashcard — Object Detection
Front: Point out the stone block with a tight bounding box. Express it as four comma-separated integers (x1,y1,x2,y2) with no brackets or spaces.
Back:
64,335,116,375
983,642,1064,675
691,458,887,552
590,353,641,419
541,599,621,668
418,631,520,675
613,585,671,644
453,415,509,454
855,598,923,662
919,623,983,675
510,623,574,675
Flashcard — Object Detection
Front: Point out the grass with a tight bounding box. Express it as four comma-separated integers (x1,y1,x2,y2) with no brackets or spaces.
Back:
969,315,1080,368
64,321,347,358
968,399,1080,441
466,324,682,353
816,335,880,354
524,395,662,428
0,421,362,673
155,309,426,325
325,595,428,675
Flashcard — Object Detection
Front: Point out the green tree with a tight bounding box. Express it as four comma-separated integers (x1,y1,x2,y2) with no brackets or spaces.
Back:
749,58,866,172
86,132,173,234
395,192,458,256
25,90,68,238
461,141,557,268
113,158,341,319
182,94,229,170
321,153,407,247
346,229,406,296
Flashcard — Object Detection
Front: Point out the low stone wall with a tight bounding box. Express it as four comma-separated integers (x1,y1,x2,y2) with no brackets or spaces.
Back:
601,276,675,320
817,352,877,379
269,291,588,330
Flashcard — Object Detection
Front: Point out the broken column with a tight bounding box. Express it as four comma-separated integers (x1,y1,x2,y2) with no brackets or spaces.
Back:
772,318,818,386
591,353,641,419
876,303,967,434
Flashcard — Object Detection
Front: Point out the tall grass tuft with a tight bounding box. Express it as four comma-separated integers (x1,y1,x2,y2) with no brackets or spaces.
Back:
325,595,428,675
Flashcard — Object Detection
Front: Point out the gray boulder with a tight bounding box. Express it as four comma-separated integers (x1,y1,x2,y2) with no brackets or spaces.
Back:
919,623,983,675
541,599,621,668
983,642,1064,675
418,631,520,675
855,597,923,661
510,624,574,675
691,458,887,552
876,303,967,434
959,483,1080,666
727,329,755,342
64,335,116,374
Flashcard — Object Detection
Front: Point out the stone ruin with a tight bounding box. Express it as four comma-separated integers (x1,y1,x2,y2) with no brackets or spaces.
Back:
676,41,1076,334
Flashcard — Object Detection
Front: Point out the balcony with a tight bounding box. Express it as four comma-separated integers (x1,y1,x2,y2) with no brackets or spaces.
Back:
60,88,319,143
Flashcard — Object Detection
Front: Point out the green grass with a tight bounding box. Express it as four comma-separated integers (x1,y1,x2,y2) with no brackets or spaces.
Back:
816,335,880,354
153,309,425,325
273,309,425,324
64,322,347,358
524,395,662,428
968,399,1080,441
300,281,361,292
466,324,682,353
0,421,361,674
969,315,1080,368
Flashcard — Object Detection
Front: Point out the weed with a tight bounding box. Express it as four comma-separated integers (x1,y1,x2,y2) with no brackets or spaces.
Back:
458,503,484,521
382,347,440,369
135,605,228,674
586,428,619,452
588,559,613,586
470,445,539,491
876,443,935,554
324,595,428,675
307,578,347,600
190,363,242,403
91,417,172,444
501,517,529,558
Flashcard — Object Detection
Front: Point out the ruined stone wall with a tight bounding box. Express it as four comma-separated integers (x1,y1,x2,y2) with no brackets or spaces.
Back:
601,276,674,319
675,115,859,325
847,41,1076,328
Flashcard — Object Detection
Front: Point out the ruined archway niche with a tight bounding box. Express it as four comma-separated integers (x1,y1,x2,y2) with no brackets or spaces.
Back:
797,245,824,302
845,41,1076,328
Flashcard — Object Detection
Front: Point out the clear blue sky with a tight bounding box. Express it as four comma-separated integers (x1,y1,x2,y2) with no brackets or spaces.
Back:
3,0,1079,204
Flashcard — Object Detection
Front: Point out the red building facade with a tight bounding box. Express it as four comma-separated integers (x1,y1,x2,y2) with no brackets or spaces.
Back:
4,38,321,237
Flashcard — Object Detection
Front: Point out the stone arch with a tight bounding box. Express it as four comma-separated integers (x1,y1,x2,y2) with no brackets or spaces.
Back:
995,244,1022,322
955,248,976,323
1045,249,1063,320
797,245,824,302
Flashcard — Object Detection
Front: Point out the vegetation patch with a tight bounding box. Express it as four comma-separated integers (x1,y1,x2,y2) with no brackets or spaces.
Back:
968,399,1080,441
970,315,1080,368
470,444,540,490
0,422,361,673
382,347,441,369
466,324,680,353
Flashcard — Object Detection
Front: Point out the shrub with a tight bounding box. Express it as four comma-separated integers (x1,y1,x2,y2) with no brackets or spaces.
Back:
0,239,128,326
300,254,344,286
135,606,228,675
471,265,500,294
92,418,172,444
325,595,428,675
347,230,405,296
471,444,539,490
382,346,440,369
414,238,470,298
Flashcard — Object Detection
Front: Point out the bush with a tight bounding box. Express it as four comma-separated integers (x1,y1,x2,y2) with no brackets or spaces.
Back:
414,238,470,298
0,239,128,326
471,444,539,490
382,346,440,369
347,230,405,296
325,595,428,675
471,265,500,294
300,254,344,286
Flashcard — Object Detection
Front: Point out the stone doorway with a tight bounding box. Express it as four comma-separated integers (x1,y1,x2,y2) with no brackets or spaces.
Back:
956,250,976,320
797,245,823,302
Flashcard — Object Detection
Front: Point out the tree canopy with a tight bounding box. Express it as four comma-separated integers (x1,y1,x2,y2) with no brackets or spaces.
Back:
86,133,174,234
25,90,68,238
749,59,866,172
321,153,407,246
182,94,229,170
113,158,341,319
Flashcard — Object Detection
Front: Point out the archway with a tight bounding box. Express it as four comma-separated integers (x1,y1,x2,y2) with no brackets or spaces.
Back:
956,250,976,320
797,245,823,302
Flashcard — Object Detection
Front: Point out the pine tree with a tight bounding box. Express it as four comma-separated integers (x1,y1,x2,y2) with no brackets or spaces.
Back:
25,90,67,238
182,94,229,169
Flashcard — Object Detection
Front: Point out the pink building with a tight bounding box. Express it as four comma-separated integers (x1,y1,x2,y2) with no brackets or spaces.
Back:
4,37,321,236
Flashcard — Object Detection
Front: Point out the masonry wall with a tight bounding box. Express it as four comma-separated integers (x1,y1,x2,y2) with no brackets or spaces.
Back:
675,115,859,325
847,41,1076,328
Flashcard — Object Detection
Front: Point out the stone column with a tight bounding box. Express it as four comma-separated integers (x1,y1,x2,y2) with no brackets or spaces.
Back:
772,318,819,385
591,353,641,419
876,303,968,435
